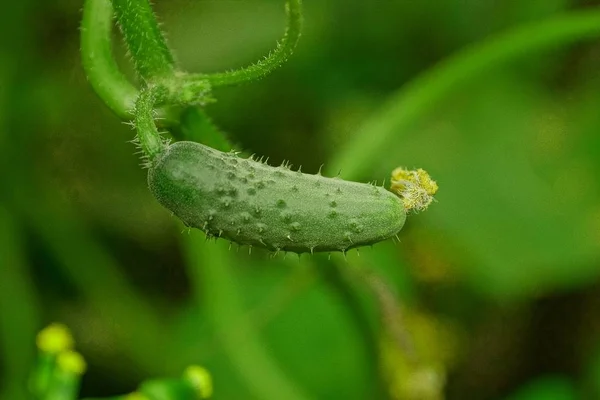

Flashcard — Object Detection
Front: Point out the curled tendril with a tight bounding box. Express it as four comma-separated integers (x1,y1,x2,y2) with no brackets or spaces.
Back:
183,0,303,88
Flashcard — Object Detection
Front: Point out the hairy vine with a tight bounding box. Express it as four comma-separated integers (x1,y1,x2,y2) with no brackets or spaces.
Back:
81,0,430,255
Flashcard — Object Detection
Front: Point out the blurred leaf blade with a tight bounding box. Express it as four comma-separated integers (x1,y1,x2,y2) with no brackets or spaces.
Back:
0,204,40,400
183,231,312,400
327,9,600,179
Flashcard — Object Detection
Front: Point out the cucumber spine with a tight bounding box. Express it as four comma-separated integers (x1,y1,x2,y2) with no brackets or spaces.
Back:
148,141,406,253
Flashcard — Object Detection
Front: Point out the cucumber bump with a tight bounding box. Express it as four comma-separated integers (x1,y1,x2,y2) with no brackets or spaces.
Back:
148,141,408,253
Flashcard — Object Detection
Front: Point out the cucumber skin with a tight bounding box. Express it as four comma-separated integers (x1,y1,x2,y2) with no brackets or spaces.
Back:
148,141,406,253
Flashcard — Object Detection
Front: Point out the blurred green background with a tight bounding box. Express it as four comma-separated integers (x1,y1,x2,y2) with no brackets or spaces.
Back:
2,0,600,399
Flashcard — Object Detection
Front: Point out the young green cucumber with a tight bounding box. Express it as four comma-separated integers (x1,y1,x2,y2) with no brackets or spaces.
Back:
148,141,406,253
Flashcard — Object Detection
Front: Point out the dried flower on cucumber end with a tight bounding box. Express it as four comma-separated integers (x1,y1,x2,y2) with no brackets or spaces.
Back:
390,167,438,212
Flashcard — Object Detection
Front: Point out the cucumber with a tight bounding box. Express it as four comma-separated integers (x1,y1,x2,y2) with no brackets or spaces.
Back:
148,141,406,253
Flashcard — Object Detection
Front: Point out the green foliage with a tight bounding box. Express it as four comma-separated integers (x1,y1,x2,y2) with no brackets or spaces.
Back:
504,376,576,400
327,9,600,180
28,324,212,400
4,0,600,399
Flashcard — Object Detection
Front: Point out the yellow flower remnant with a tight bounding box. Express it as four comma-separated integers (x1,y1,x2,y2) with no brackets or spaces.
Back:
390,168,438,212
57,350,87,375
36,323,74,354
380,310,460,400
184,365,213,399
125,393,151,400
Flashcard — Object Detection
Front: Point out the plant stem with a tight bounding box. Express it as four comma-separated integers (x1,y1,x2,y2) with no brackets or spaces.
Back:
111,0,175,82
0,204,40,400
313,256,392,400
81,0,138,119
184,231,312,400
135,86,166,161
135,78,217,160
81,0,183,127
327,9,600,180
185,0,303,87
